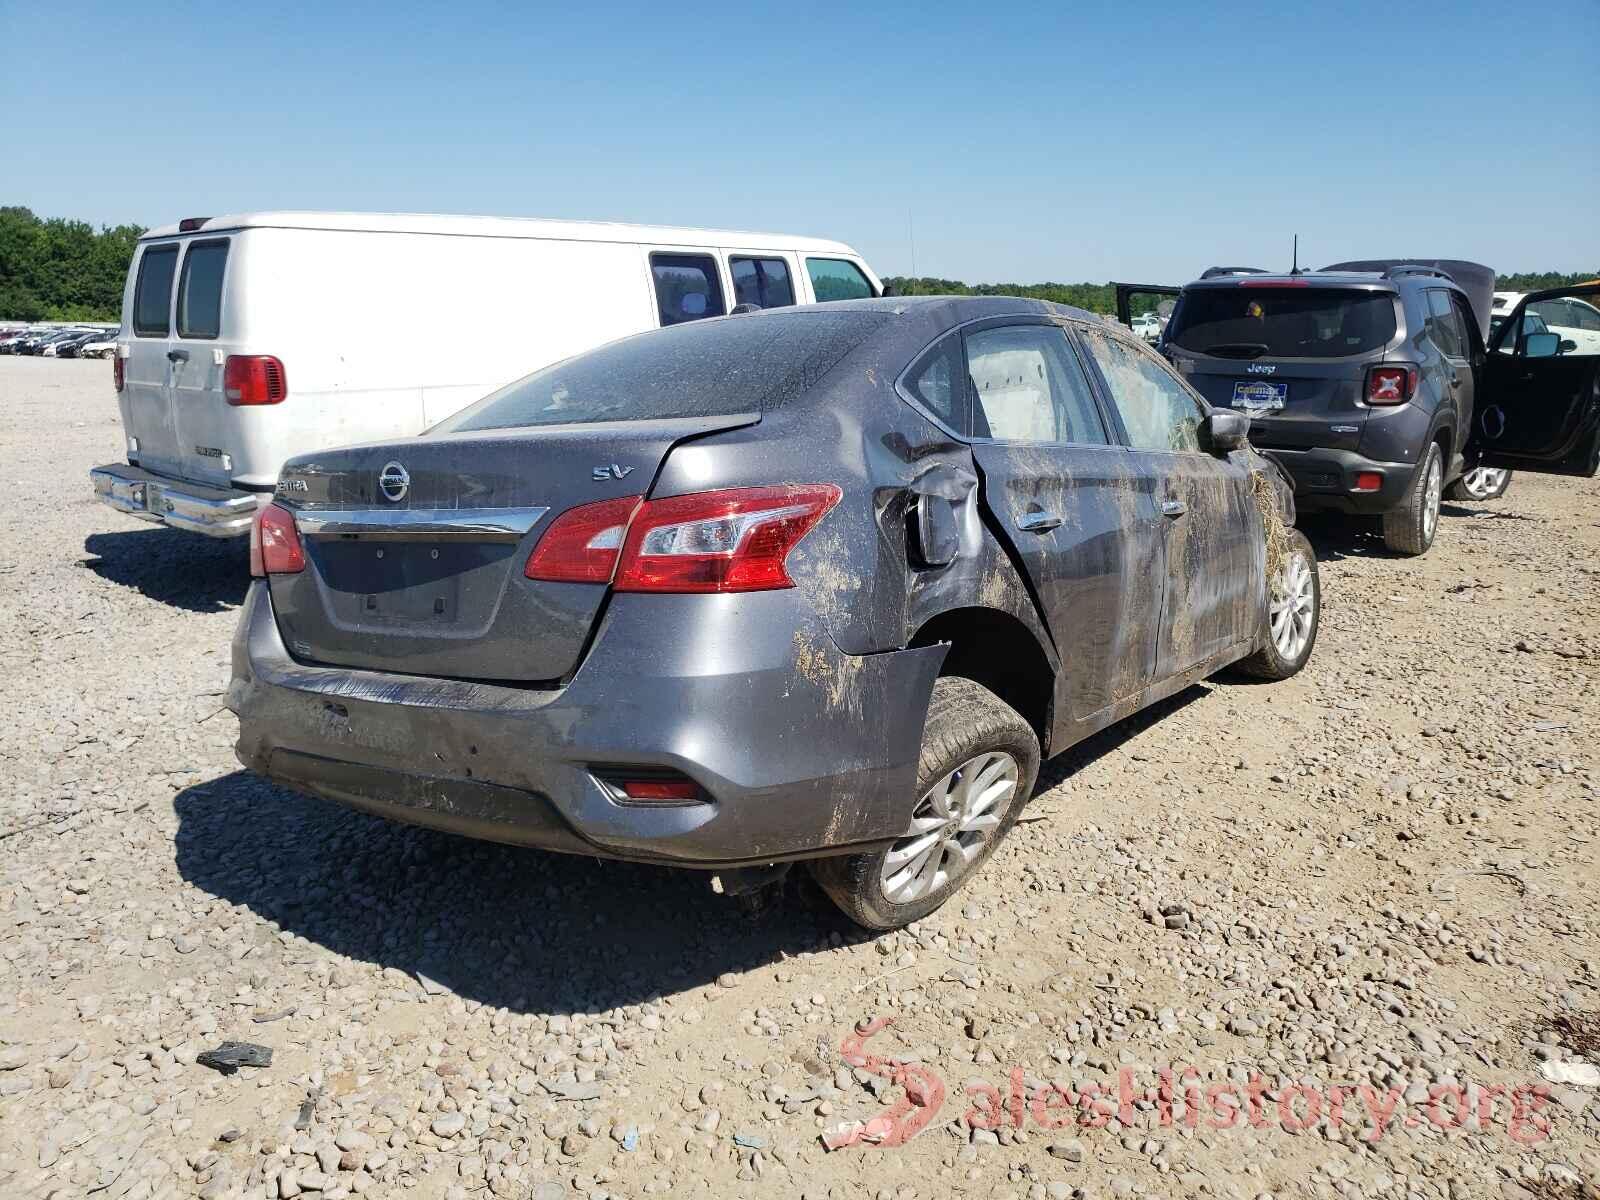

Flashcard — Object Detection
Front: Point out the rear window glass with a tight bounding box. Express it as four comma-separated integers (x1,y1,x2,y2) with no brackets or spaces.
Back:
177,240,228,339
132,244,179,337
432,311,892,434
1167,287,1396,358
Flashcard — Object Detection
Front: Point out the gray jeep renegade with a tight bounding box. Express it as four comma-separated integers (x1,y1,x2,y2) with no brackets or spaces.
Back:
1118,267,1600,556
228,297,1324,929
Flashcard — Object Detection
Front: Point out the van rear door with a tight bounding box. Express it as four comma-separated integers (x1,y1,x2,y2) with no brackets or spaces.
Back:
122,242,184,479
166,238,235,488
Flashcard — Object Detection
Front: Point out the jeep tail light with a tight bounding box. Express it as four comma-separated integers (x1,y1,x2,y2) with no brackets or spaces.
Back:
225,355,288,406
1366,365,1417,405
525,484,841,592
525,494,643,582
250,503,305,577
614,484,842,593
113,354,125,392
1354,472,1383,492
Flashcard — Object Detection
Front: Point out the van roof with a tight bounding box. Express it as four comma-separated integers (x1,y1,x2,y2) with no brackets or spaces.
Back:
140,211,862,254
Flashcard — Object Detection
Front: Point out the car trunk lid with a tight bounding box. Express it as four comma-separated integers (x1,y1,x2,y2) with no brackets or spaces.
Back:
266,414,756,683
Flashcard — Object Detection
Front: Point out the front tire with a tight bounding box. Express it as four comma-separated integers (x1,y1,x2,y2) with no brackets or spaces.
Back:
1234,528,1320,681
1445,466,1512,501
810,677,1039,931
1382,441,1443,555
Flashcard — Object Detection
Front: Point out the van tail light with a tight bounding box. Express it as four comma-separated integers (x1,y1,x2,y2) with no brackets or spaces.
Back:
1366,365,1417,405
525,495,643,582
225,355,288,406
113,354,125,392
525,484,841,593
250,503,305,577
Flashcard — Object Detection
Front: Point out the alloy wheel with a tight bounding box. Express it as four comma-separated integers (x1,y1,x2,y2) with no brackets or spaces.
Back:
1269,550,1315,661
1422,453,1442,542
880,751,1019,903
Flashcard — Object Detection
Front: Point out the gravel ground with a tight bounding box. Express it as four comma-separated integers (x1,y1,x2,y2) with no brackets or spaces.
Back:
1,355,1597,1200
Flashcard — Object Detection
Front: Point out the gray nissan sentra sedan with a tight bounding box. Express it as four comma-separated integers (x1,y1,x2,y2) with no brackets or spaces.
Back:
228,296,1319,929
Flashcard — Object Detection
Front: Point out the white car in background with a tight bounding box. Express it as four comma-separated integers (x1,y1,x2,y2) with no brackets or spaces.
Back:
1131,313,1162,342
1491,289,1600,355
77,334,119,359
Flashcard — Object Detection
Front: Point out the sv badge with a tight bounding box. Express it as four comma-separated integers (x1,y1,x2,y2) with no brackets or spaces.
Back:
592,464,637,481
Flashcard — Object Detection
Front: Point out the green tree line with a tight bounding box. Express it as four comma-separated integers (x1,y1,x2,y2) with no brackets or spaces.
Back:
0,205,1593,322
882,270,1599,315
0,207,145,321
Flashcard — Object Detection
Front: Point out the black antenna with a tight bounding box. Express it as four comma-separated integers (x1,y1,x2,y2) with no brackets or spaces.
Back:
1291,234,1300,275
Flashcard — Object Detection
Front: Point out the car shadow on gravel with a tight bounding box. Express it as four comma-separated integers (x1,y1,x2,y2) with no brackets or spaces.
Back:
173,771,870,1015
1295,515,1409,562
83,528,249,613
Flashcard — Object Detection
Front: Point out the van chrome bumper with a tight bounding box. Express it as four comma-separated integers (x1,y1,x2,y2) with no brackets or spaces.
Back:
90,463,264,537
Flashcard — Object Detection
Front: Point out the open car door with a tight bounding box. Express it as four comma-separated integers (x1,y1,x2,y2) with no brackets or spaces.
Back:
1471,282,1600,477
1113,283,1182,344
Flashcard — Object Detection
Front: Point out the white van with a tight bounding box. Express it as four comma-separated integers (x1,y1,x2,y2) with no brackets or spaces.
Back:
90,212,883,536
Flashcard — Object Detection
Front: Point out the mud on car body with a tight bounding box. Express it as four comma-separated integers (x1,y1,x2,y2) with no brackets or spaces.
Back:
229,296,1320,929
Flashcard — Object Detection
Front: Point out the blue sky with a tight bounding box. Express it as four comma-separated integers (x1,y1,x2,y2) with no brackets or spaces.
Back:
9,0,1598,282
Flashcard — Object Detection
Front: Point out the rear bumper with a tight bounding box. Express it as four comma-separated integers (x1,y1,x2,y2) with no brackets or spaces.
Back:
90,463,264,537
1258,446,1418,515
227,582,946,868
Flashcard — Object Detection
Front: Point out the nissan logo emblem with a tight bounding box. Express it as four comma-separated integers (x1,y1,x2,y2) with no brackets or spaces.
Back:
378,461,410,503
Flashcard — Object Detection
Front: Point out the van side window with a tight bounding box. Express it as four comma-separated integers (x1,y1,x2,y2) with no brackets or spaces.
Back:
806,258,874,302
650,253,726,326
132,245,179,337
177,240,229,339
730,257,795,309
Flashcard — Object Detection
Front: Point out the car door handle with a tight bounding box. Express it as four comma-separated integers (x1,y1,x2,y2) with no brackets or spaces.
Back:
1017,509,1062,533
1161,499,1187,518
166,349,189,363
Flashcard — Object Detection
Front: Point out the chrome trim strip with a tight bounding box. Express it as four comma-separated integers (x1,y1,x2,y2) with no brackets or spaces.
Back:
294,507,550,540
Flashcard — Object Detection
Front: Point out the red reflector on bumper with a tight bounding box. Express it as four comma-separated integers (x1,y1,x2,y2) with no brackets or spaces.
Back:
618,778,700,802
1354,472,1383,492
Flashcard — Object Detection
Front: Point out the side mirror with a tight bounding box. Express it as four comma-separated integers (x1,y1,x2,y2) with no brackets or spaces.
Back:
1524,331,1560,359
880,284,898,297
1206,409,1249,453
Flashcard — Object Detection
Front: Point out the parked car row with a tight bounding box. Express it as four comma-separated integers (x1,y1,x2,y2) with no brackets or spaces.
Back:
0,324,119,357
75,211,1600,929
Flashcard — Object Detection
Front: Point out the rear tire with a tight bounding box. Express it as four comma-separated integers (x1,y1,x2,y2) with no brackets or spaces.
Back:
1445,466,1512,501
809,677,1039,931
1382,441,1443,555
1234,528,1320,681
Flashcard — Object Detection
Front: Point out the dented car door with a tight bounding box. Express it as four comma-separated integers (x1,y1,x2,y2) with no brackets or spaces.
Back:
954,319,1164,720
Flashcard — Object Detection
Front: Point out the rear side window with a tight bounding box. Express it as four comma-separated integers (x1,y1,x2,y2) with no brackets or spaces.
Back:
177,240,228,339
132,244,179,337
903,333,968,433
650,253,726,326
1167,287,1397,358
807,258,874,302
1078,329,1205,453
965,325,1109,446
730,257,795,309
433,311,891,434
1425,290,1467,359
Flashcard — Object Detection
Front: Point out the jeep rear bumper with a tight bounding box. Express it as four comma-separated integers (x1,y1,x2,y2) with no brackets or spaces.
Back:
227,582,946,868
91,463,264,537
1258,447,1419,515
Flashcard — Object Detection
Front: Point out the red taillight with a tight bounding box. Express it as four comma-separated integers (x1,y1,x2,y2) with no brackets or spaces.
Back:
250,503,305,577
1354,472,1383,492
524,484,842,593
1239,279,1310,288
112,355,125,392
525,494,643,583
1366,365,1417,405
177,217,211,232
614,484,841,593
225,355,288,406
